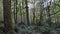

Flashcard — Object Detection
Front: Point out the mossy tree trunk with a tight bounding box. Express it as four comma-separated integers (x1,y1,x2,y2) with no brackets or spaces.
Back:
3,0,13,34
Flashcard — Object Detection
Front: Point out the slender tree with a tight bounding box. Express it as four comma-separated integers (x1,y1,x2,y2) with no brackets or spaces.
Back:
39,0,43,25
20,2,22,23
3,0,13,34
14,2,16,24
25,0,30,25
15,0,18,24
33,0,35,24
46,6,51,24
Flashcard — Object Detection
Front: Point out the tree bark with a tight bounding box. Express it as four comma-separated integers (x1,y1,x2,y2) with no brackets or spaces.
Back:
3,0,13,34
25,0,30,25
15,0,18,24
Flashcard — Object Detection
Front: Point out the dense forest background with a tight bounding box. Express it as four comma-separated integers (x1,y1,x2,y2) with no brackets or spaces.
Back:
0,0,60,34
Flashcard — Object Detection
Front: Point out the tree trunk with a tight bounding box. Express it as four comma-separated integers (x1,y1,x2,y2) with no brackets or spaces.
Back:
39,1,43,25
3,0,13,34
15,0,18,24
46,6,51,26
33,0,35,24
25,0,30,25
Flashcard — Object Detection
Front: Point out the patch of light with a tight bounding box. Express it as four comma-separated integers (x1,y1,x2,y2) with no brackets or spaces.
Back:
28,3,35,9
42,0,55,8
28,0,40,9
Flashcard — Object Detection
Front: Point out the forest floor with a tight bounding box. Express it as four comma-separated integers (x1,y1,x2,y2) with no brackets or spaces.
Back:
15,23,60,34
0,23,60,34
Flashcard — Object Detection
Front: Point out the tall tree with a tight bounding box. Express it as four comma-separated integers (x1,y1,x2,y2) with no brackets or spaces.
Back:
39,0,43,25
33,0,35,24
15,0,18,24
3,0,13,34
46,6,51,25
25,0,30,25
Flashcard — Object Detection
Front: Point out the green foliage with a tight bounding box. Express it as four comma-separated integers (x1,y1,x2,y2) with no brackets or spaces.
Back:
0,0,60,34
14,22,60,34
